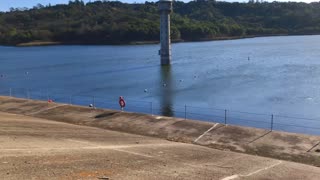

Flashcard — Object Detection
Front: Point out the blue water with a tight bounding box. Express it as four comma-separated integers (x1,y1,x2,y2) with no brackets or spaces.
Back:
1,35,320,135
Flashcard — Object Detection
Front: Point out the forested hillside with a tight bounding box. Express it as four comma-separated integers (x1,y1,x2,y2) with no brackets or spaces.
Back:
1,0,320,45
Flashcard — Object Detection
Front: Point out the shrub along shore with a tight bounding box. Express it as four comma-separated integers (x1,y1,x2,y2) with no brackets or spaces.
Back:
1,0,320,46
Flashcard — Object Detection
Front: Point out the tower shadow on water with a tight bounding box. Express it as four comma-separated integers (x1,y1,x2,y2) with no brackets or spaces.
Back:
159,66,174,117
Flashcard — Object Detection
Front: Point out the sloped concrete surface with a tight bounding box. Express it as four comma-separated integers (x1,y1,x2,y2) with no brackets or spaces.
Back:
0,96,320,167
1,112,320,179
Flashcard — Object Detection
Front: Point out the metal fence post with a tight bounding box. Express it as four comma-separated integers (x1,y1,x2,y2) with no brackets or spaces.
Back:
39,89,42,100
271,114,274,131
224,109,227,125
69,95,72,105
184,105,187,120
26,88,30,99
93,96,95,108
151,102,153,116
41,89,44,100
46,89,49,101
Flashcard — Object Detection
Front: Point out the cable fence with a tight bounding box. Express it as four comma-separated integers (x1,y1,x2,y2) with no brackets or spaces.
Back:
11,88,29,99
273,115,320,135
28,89,47,101
1,87,320,135
0,88,10,96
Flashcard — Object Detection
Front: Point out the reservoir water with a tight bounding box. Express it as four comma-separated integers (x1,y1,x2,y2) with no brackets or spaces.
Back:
1,35,320,135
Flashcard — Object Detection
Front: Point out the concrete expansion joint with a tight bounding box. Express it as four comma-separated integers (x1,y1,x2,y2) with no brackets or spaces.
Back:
220,161,283,180
194,123,220,143
26,104,67,116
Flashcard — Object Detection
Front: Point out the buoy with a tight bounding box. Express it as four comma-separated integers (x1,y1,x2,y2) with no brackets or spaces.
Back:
144,89,148,92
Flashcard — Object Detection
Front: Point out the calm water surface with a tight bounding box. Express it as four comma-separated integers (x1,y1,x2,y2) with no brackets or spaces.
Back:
1,35,320,134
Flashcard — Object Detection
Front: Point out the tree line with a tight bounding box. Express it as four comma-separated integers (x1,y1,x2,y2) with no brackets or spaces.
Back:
1,0,320,45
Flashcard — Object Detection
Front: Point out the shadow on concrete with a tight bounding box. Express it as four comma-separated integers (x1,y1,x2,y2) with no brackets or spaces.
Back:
307,141,320,152
247,131,272,144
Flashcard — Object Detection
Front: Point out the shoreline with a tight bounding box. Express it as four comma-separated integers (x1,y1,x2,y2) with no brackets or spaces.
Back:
16,41,63,47
8,33,320,47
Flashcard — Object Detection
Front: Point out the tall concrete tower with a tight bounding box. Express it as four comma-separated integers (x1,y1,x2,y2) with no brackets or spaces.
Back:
159,0,172,65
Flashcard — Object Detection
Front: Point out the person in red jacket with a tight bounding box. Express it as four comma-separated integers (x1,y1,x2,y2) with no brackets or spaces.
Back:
119,96,126,111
